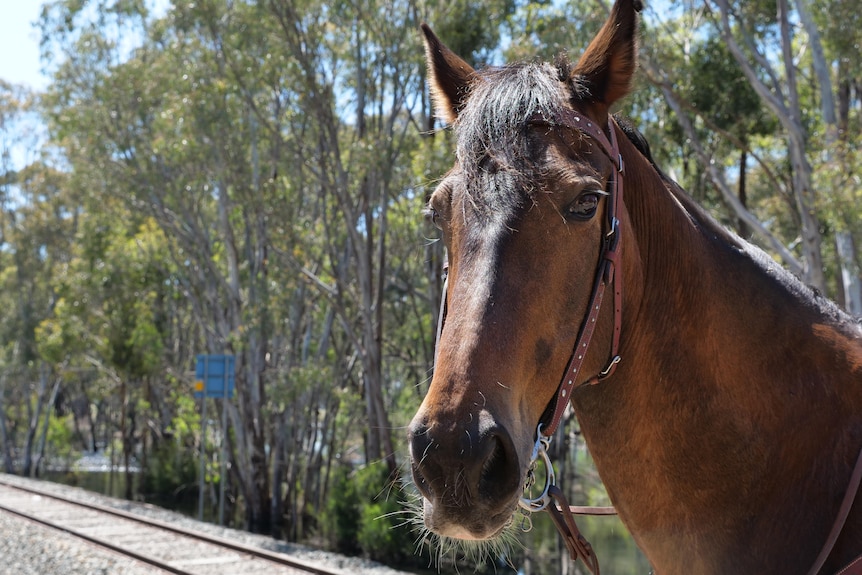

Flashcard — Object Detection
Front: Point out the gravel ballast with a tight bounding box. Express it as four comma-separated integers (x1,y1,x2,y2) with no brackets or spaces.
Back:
0,511,163,575
0,473,417,575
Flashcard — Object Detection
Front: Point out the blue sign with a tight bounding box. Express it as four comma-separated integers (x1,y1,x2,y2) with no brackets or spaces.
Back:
194,354,235,399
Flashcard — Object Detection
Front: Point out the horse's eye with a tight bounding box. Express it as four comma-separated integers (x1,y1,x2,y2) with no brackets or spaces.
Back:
425,207,442,229
566,191,601,221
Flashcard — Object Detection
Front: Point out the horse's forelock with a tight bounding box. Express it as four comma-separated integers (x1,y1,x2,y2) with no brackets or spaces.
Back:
452,62,575,219
456,62,570,165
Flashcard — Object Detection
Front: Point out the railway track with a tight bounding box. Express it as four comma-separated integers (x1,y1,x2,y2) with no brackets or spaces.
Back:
0,478,346,575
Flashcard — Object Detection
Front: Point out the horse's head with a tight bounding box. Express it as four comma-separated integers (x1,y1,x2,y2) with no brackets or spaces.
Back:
409,0,642,542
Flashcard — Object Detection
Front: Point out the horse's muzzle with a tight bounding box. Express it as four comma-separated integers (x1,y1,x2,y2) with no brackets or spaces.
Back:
408,412,523,539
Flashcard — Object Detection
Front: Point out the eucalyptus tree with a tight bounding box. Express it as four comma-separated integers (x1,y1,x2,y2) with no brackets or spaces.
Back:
0,84,78,477
39,0,283,529
36,0,445,538
642,0,862,304
810,0,862,312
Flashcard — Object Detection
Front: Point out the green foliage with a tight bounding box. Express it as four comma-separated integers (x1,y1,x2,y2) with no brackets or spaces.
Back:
429,0,517,65
167,388,200,438
35,299,87,364
46,412,75,461
355,473,411,563
503,0,607,62
686,36,774,141
323,462,415,564
812,0,862,73
323,465,362,555
139,435,198,497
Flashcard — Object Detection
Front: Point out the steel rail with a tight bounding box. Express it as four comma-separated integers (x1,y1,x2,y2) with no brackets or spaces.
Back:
0,478,343,575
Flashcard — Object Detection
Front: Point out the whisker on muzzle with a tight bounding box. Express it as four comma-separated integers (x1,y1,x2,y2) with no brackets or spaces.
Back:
397,475,524,571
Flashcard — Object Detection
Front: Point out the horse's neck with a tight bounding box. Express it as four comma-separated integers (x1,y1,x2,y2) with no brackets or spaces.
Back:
574,148,862,573
618,145,862,392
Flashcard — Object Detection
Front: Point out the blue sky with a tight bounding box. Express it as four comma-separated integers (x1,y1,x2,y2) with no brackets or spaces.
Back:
0,1,48,90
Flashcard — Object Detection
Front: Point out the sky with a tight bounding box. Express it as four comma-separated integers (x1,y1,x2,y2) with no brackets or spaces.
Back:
0,1,48,90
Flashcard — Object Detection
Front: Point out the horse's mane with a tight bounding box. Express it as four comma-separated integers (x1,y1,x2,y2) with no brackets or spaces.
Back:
615,116,861,327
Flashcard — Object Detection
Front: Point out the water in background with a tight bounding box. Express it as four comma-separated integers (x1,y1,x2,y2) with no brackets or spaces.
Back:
43,450,208,521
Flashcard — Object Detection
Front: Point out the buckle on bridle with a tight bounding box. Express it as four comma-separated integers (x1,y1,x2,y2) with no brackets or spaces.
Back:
599,355,622,378
606,216,619,240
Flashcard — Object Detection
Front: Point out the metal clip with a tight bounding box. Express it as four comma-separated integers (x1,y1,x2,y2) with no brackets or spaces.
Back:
518,424,556,514
518,508,534,532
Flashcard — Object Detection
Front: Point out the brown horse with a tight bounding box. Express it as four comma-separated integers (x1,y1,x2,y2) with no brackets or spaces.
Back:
407,1,862,573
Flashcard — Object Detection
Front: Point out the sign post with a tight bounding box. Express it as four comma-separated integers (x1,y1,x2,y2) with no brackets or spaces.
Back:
196,360,208,522
194,355,235,524
219,361,229,526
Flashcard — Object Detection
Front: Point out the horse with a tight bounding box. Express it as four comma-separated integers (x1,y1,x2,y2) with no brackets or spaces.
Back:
407,1,862,573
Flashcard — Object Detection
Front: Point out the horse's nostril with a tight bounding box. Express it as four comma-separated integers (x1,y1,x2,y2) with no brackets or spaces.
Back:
477,431,520,502
408,419,436,499
411,464,433,498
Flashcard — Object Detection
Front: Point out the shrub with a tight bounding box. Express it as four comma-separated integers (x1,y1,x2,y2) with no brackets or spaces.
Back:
324,461,416,565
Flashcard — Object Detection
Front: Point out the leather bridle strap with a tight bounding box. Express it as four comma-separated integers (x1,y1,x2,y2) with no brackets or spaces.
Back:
521,110,624,575
433,258,448,366
546,485,602,575
531,110,625,439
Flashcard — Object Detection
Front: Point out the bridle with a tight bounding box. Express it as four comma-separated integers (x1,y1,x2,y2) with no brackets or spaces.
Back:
433,106,626,575
519,108,625,575
531,108,625,437
429,108,862,575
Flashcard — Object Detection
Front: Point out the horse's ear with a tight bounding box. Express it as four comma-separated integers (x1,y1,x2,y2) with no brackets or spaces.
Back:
421,24,477,124
571,0,643,112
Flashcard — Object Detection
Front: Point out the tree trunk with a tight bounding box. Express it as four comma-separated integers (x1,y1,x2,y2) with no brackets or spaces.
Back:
120,377,130,499
271,0,399,478
837,233,862,315
270,413,286,539
794,0,862,310
738,148,749,240
213,171,271,533
23,363,50,477
33,375,62,476
0,373,14,473
706,0,826,289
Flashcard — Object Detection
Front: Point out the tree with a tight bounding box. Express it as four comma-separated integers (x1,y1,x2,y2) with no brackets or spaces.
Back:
0,83,77,477
35,0,442,538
